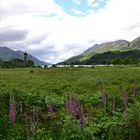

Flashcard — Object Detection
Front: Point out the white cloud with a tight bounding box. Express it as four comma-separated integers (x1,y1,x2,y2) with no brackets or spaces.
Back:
87,0,96,6
0,0,64,19
0,0,140,63
72,9,85,15
99,0,104,2
72,0,81,5
91,2,100,8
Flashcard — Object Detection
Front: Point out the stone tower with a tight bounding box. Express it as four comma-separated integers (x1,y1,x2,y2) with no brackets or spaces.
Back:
24,51,28,67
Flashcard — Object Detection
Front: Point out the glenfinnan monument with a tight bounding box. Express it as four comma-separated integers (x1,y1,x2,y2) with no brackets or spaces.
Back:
24,51,28,67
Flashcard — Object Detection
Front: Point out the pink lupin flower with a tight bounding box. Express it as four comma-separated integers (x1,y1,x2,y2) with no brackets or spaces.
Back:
73,98,77,115
65,97,69,112
77,101,83,129
9,93,16,125
69,96,77,115
9,104,14,124
78,101,82,118
71,96,77,115
69,98,73,114
48,104,55,116
79,117,83,129
123,92,128,108
9,101,15,124
134,80,136,97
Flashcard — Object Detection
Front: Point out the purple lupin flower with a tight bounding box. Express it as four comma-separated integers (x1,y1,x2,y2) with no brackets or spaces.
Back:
112,97,116,112
9,93,16,125
65,97,69,112
73,97,77,115
79,117,83,129
9,102,15,124
78,101,82,117
69,96,77,115
69,98,73,114
48,104,55,116
77,101,83,129
134,80,136,97
103,94,108,111
123,92,128,108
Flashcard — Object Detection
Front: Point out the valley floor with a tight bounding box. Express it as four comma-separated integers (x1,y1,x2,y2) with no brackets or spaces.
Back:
0,66,140,140
0,66,139,95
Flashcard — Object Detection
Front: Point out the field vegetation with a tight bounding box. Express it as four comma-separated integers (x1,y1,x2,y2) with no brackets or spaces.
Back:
0,66,140,139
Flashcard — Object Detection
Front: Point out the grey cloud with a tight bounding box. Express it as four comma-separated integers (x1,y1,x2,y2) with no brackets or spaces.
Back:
30,45,57,57
0,29,87,63
29,47,59,63
63,43,86,54
26,33,50,45
36,43,87,63
0,2,59,20
40,52,64,63
0,42,27,52
125,23,140,31
0,29,28,43
29,36,46,45
31,49,56,57
0,4,30,19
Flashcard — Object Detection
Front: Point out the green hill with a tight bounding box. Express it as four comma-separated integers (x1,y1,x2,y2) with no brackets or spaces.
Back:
86,50,140,65
0,47,50,65
59,36,140,65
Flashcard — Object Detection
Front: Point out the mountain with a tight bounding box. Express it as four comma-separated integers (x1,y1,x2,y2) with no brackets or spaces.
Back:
129,37,140,50
59,37,140,65
86,50,140,65
83,40,129,55
0,47,50,65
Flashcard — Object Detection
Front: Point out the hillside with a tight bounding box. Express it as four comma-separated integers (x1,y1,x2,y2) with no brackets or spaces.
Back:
0,47,50,65
59,37,140,65
86,50,140,65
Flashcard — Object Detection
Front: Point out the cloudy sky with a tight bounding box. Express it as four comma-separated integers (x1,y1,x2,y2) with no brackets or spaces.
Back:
0,0,140,63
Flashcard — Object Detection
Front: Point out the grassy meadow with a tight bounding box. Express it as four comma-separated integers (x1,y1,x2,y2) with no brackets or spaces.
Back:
1,66,140,139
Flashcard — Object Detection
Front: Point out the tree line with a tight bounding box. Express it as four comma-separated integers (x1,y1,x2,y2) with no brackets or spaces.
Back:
61,50,140,65
0,58,34,68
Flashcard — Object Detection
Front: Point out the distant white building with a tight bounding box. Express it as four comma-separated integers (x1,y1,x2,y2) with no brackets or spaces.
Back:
56,64,114,68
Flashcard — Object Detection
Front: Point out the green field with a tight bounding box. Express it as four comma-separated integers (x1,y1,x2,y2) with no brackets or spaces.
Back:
0,67,140,139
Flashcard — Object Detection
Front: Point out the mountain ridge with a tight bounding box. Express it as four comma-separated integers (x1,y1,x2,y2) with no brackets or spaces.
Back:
58,36,140,65
0,46,51,65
